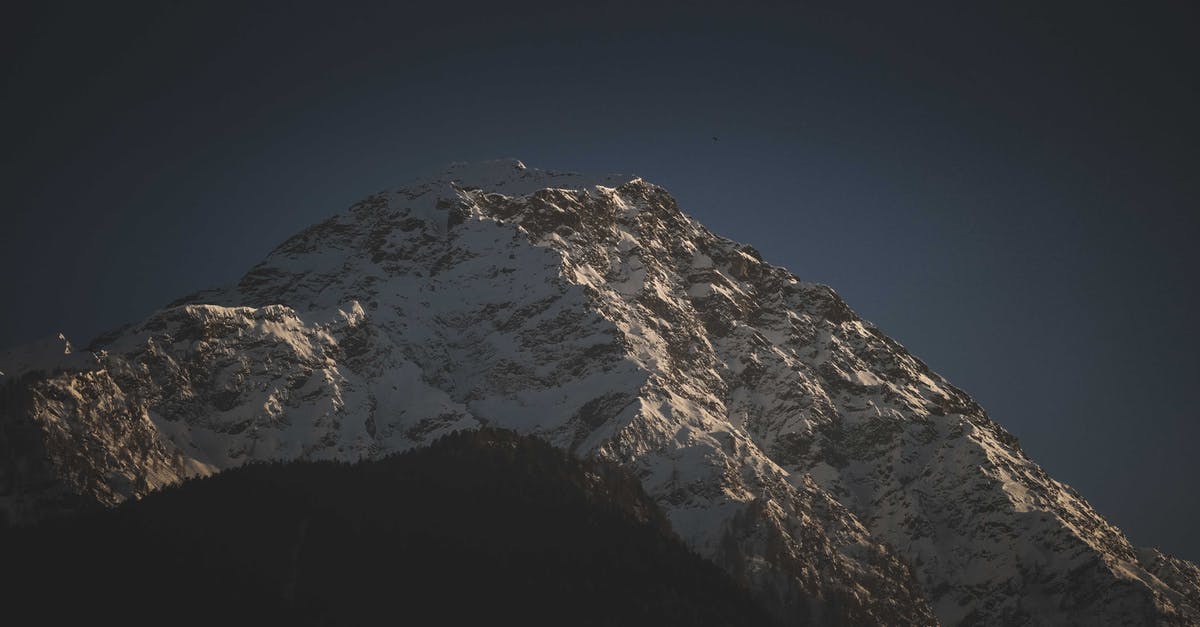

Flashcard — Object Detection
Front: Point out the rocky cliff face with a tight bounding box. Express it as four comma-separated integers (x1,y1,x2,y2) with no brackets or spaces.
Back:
2,160,1197,625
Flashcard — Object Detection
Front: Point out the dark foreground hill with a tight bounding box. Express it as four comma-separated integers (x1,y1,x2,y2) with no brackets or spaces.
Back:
0,428,774,626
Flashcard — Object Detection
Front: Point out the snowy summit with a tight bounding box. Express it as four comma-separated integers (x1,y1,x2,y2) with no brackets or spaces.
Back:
3,161,1198,625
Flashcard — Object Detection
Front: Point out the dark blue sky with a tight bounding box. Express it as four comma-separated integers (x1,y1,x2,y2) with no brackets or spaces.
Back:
3,2,1198,560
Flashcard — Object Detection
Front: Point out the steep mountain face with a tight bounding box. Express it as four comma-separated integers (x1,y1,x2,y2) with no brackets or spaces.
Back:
2,160,1197,625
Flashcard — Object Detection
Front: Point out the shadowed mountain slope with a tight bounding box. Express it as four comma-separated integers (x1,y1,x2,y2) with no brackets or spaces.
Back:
0,428,775,626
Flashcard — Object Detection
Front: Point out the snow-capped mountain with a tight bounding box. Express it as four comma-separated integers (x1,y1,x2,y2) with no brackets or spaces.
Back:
2,160,1197,625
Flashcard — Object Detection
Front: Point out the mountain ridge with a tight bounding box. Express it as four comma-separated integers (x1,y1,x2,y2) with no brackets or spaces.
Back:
2,159,1197,625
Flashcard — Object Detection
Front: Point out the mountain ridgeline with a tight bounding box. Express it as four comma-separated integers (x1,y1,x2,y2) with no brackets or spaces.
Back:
2,160,1198,625
0,428,775,626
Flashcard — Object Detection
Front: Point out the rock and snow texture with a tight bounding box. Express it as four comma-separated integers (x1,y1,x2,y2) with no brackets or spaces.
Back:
2,159,1198,625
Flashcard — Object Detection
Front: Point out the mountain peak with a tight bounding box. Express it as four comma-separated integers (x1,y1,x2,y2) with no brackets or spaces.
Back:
440,157,527,183
401,159,633,200
5,163,1199,625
